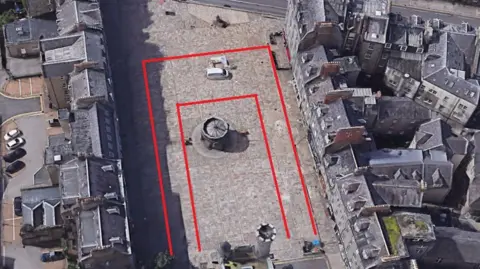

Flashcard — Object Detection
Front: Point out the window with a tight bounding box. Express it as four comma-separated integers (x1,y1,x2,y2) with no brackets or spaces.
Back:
458,104,467,110
428,89,437,95
107,134,112,141
368,43,375,50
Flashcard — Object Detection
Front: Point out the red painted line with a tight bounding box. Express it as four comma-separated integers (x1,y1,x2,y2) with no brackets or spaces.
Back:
176,104,202,252
254,95,291,239
177,93,257,107
266,46,318,235
159,0,164,4
142,60,174,255
143,45,269,63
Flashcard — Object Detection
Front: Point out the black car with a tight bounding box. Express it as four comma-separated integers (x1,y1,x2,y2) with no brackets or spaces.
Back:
2,148,26,163
13,197,22,217
5,160,25,174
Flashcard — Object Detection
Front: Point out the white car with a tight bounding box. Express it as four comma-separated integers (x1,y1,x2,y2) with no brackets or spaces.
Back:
6,137,25,150
206,68,230,80
3,129,21,141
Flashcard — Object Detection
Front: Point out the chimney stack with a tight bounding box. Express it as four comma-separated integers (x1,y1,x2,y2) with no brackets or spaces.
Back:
254,223,276,259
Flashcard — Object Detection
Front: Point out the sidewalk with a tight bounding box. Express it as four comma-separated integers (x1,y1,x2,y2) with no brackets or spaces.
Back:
392,0,480,18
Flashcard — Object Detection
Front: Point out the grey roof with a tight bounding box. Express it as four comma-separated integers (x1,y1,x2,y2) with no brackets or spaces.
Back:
375,97,430,123
70,68,110,110
59,158,89,205
362,0,390,43
4,18,58,45
21,186,61,227
330,173,389,268
412,118,469,158
33,165,60,186
365,149,453,204
415,226,480,265
60,157,129,256
466,132,480,212
71,102,119,159
370,178,423,207
45,133,74,165
386,58,421,81
56,0,103,36
40,31,105,77
24,0,55,18
422,32,480,105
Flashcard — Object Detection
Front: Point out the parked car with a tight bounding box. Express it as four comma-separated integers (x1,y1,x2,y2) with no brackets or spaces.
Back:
5,137,25,150
3,148,26,163
5,160,25,174
3,129,21,141
40,251,65,262
206,67,230,80
13,196,22,217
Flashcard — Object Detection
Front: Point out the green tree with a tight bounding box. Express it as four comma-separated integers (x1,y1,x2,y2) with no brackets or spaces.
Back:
0,10,16,28
153,251,174,269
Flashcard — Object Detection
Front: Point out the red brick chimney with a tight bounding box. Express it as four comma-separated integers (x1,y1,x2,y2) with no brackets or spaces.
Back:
320,62,341,79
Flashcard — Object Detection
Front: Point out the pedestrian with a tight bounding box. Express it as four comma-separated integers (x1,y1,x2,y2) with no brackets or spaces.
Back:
185,137,193,146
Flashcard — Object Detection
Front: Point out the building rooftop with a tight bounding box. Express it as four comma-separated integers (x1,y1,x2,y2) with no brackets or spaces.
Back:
59,157,130,256
69,68,111,110
40,31,105,77
21,186,61,227
57,0,103,36
423,31,480,106
4,18,58,45
362,0,390,43
45,133,74,165
70,102,119,159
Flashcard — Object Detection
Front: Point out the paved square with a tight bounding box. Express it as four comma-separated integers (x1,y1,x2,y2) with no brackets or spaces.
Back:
149,49,317,264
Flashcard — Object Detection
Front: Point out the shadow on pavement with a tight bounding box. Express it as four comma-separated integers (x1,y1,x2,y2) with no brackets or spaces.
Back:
100,0,192,268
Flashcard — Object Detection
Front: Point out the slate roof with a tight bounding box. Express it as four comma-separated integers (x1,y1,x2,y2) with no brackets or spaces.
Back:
70,102,119,159
45,133,74,165
4,18,58,45
465,132,480,212
40,31,105,77
59,157,130,256
375,96,430,123
422,31,480,106
57,0,103,36
386,57,421,81
364,149,453,204
70,68,110,110
416,226,480,265
411,118,469,158
21,186,61,227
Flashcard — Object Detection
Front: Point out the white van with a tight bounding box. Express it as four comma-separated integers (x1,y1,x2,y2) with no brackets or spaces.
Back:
206,68,230,80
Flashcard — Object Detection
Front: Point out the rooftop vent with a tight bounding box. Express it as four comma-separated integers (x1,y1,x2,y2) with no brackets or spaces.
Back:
106,206,120,215
109,236,123,245
15,26,24,35
101,164,115,172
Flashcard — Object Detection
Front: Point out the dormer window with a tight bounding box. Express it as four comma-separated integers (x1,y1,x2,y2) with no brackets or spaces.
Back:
106,207,120,215
302,53,313,63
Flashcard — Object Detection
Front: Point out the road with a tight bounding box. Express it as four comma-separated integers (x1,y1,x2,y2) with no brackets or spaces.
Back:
0,95,41,123
391,6,480,26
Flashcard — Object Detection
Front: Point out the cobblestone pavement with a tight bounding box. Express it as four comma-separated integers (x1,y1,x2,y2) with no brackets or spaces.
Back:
101,0,339,268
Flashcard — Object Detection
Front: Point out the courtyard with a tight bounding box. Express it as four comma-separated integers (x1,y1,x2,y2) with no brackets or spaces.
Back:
101,0,339,267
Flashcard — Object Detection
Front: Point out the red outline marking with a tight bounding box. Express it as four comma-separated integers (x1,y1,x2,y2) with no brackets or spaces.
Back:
142,61,174,255
177,94,290,251
142,45,318,256
267,46,318,235
143,45,269,63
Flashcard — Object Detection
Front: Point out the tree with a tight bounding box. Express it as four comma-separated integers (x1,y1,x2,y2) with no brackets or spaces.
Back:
153,251,174,269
